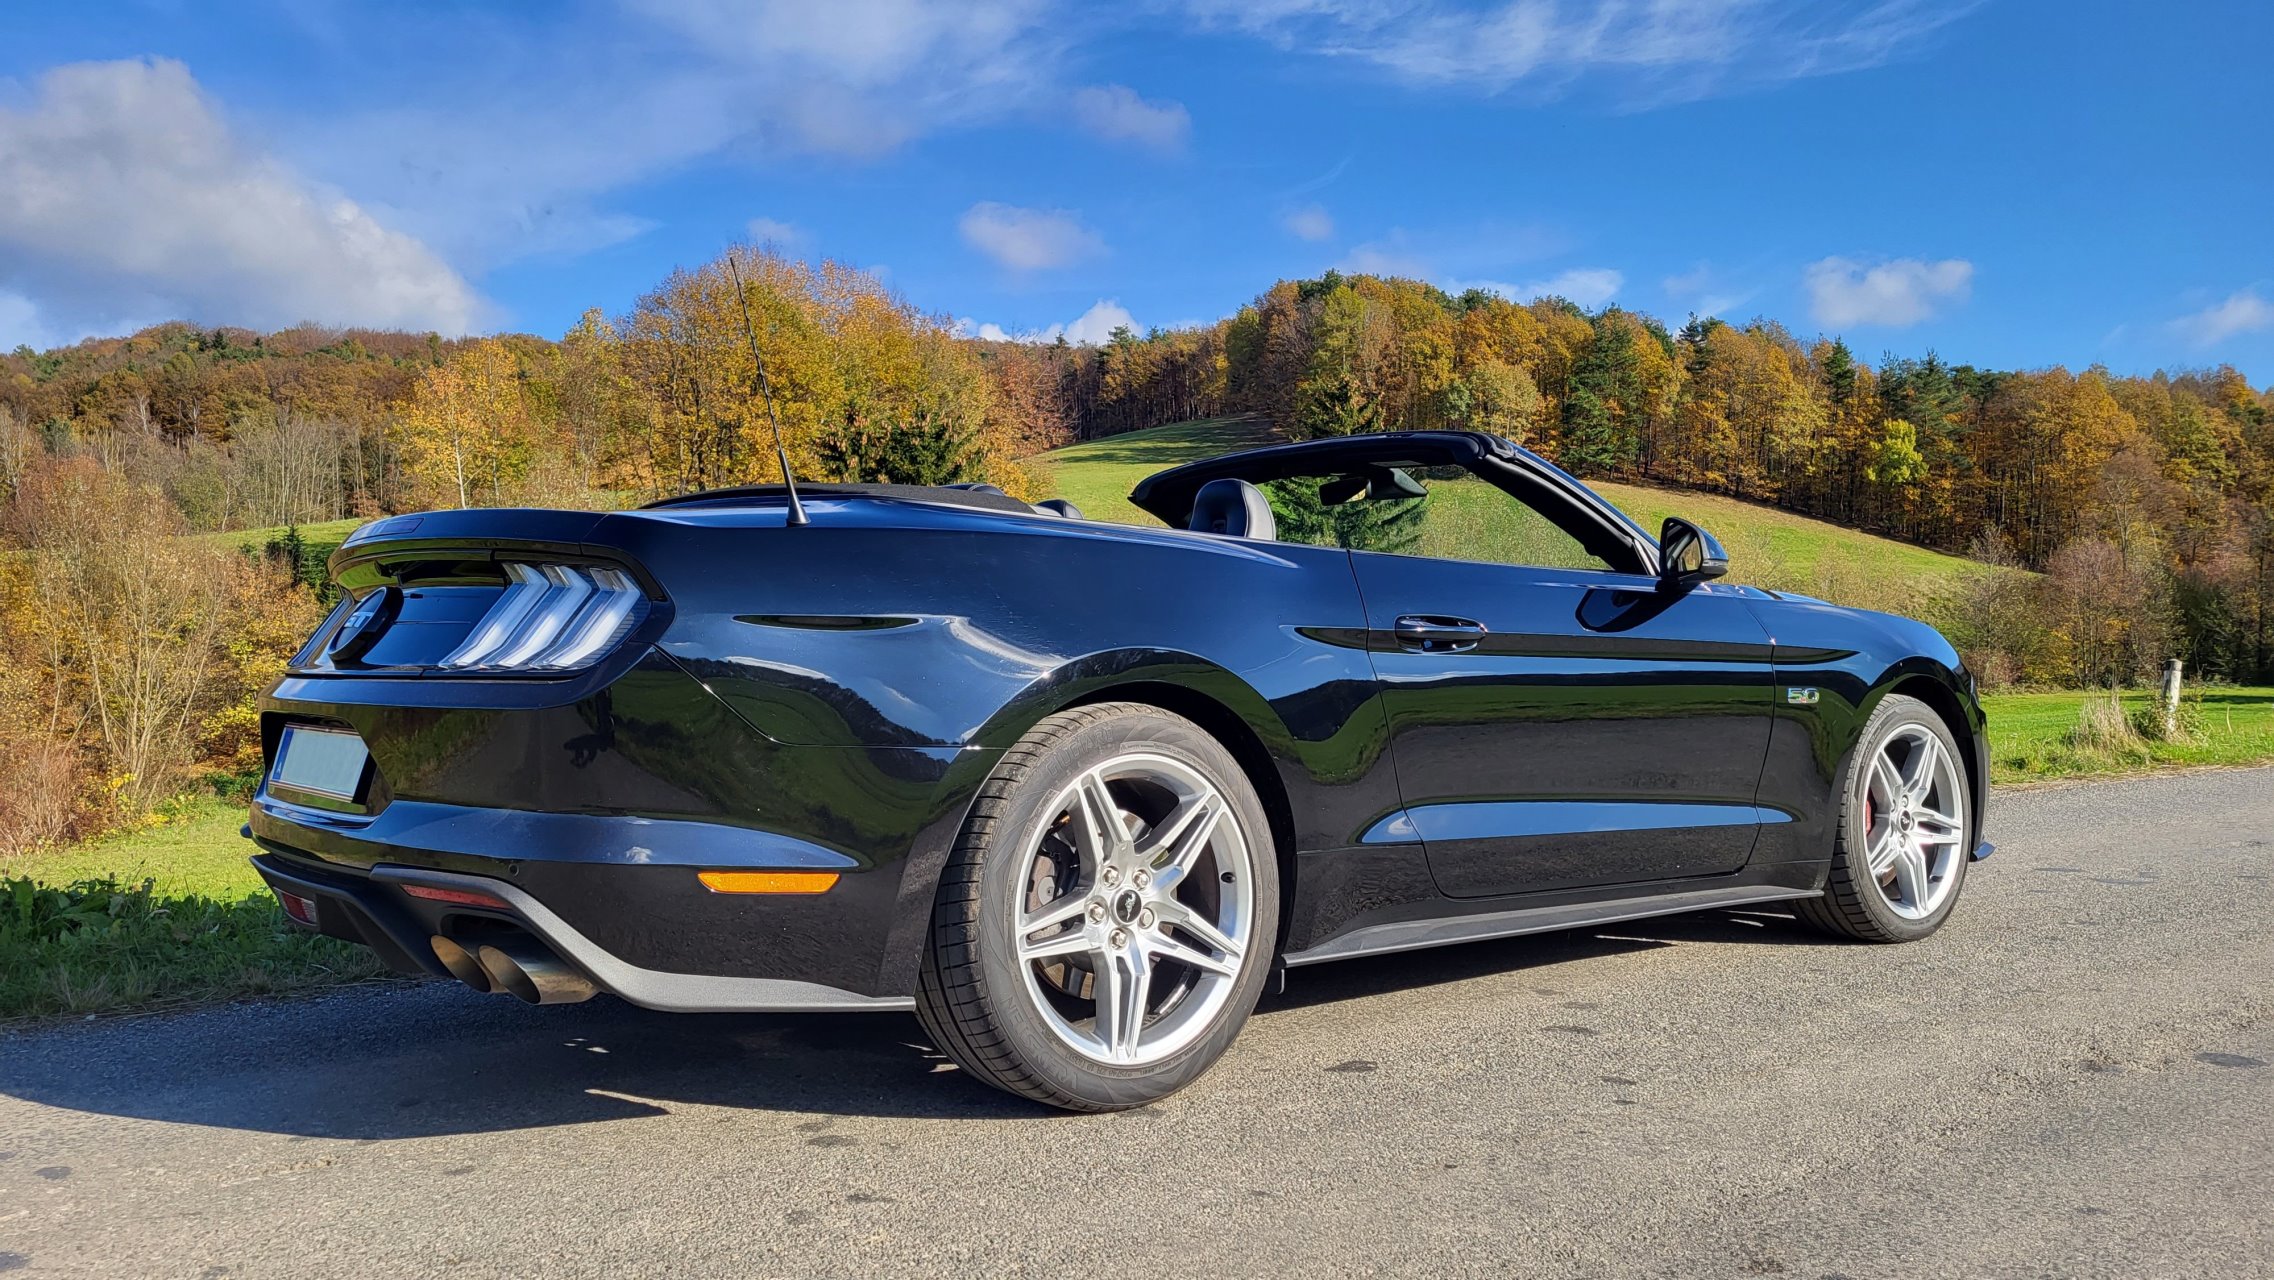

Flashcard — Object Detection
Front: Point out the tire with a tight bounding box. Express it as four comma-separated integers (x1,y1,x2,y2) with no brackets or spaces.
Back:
1793,693,1973,943
914,702,1281,1111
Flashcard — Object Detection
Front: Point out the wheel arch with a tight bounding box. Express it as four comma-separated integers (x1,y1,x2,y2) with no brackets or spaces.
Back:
876,655,1307,994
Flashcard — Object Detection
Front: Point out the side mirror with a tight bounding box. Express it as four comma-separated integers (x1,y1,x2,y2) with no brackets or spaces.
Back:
1658,517,1728,592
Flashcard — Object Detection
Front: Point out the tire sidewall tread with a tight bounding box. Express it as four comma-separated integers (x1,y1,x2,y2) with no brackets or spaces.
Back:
915,702,1280,1111
1795,692,1971,944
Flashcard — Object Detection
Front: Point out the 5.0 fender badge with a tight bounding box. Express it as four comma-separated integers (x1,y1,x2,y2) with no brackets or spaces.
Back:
328,585,402,663
1784,687,1820,706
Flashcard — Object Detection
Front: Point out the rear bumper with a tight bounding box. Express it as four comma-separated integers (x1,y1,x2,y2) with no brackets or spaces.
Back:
250,644,1004,1001
250,844,911,1012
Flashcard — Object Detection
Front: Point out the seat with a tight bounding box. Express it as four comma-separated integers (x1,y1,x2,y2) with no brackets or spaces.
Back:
1187,478,1276,541
1035,498,1084,519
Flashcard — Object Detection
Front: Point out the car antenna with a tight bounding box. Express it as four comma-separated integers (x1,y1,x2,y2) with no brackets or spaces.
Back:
727,252,808,527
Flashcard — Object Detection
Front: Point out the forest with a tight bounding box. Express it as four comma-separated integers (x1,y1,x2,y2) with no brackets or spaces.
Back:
2,246,2269,851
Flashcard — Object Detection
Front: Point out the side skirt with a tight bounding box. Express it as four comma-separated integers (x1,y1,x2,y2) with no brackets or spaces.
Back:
1279,882,1820,968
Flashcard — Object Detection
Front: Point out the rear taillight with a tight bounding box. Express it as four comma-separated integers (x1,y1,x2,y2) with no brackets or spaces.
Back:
437,563,646,672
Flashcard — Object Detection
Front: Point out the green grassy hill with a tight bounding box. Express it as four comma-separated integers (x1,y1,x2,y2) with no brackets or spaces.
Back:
1032,416,1280,524
1030,417,1999,622
197,517,366,555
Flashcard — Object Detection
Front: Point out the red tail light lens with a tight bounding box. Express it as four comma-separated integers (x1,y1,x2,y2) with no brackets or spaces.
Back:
402,883,512,910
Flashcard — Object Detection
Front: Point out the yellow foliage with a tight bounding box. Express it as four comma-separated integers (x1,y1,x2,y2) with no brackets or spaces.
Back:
394,338,557,509
610,246,1010,498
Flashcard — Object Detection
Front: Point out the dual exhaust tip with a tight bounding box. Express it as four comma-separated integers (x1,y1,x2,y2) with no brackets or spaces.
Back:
431,934,597,1005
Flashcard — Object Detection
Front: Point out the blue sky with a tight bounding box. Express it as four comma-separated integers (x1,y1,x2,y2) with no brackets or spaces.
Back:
2,1,2269,379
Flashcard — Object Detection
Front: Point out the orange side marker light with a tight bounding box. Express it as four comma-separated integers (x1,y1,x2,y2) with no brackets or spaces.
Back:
697,870,841,894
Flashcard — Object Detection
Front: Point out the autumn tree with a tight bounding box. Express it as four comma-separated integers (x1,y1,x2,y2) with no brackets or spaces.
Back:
393,338,551,509
1,459,317,817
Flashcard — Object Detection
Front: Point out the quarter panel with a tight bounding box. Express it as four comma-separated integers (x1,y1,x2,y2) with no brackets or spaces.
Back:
623,508,1402,854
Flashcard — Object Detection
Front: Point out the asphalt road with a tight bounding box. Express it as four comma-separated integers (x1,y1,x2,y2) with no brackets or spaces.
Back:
2,767,2270,1279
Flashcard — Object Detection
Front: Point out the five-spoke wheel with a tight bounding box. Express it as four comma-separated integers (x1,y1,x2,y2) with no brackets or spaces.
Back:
916,704,1279,1110
1859,724,1966,920
1794,692,1973,942
1013,754,1255,1066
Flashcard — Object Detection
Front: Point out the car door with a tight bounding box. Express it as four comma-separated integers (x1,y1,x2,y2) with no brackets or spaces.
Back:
1352,548,1779,899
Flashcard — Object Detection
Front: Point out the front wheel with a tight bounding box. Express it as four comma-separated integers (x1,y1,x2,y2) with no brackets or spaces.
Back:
1793,693,1973,943
914,703,1280,1111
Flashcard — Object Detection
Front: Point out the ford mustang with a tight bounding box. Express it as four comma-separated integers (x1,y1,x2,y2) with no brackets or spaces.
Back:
249,429,1989,1111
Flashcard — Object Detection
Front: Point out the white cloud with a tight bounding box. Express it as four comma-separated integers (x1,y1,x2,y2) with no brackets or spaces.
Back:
1183,0,1973,101
1338,222,1568,283
1458,267,1625,309
1338,232,1434,278
2169,289,2274,349
1804,256,1972,328
1070,84,1191,151
955,299,1136,346
630,0,1051,90
289,0,1065,269
745,216,806,247
1283,204,1336,241
0,59,480,336
0,291,62,352
1662,262,1754,319
1061,298,1136,344
958,202,1105,272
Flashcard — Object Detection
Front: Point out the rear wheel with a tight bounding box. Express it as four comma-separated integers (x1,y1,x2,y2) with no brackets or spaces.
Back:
1793,693,1972,942
914,703,1279,1111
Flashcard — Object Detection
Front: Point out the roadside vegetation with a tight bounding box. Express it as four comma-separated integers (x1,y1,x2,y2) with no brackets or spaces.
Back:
1,800,388,1021
1982,685,2274,783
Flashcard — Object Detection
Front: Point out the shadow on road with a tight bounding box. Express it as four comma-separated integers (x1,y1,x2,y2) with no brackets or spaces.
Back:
0,907,1830,1137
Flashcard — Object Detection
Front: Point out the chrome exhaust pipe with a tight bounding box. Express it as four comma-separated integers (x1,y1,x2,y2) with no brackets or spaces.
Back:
474,938,599,1005
430,935,495,993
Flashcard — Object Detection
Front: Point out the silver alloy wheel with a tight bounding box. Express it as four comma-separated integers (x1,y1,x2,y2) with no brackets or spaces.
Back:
1862,724,1966,920
1012,751,1256,1067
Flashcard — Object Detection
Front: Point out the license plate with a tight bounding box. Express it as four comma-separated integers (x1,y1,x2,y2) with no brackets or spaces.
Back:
271,725,371,801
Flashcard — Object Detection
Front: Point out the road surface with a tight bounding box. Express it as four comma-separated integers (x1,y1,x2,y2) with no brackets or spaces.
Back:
2,766,2269,1278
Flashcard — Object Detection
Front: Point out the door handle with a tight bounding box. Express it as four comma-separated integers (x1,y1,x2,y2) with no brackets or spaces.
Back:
1393,615,1487,653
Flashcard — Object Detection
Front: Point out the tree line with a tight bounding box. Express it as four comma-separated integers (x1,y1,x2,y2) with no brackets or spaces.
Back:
2,247,2269,851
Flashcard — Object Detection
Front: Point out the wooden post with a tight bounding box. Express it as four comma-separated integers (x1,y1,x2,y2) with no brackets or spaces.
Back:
2162,658,2184,737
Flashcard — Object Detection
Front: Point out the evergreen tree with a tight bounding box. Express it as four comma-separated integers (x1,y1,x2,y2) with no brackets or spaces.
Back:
817,402,981,487
1561,309,1642,473
1262,473,1424,555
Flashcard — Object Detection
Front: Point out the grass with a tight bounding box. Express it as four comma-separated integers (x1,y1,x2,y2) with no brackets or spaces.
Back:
1030,415,1280,524
1980,686,2274,784
7,799,270,897
197,516,366,555
0,801,390,1022
1032,417,1999,621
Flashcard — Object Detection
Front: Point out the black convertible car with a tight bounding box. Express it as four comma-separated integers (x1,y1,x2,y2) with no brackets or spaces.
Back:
250,430,1989,1111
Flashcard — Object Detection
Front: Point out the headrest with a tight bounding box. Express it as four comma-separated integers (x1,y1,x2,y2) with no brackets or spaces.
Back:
1187,478,1276,541
1035,498,1085,519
